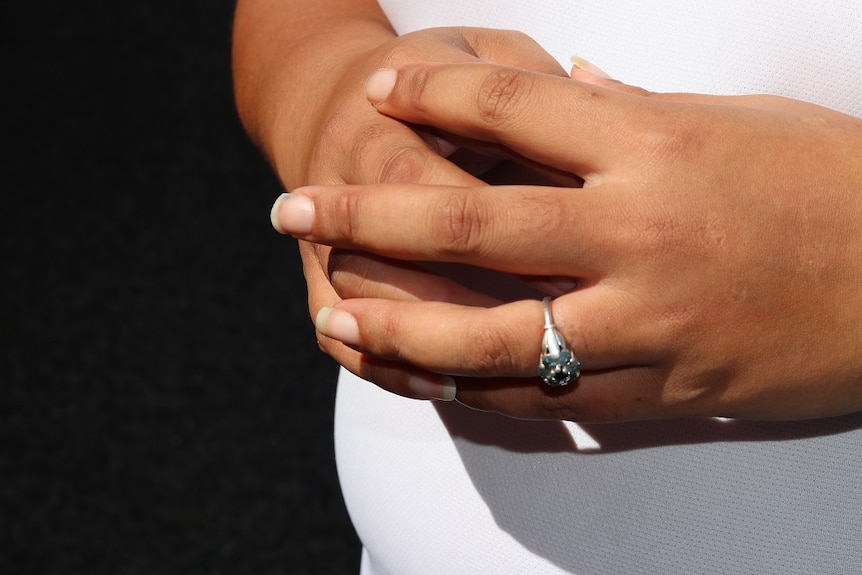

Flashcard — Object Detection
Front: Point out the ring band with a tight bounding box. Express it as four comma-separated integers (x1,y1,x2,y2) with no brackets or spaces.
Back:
538,297,581,387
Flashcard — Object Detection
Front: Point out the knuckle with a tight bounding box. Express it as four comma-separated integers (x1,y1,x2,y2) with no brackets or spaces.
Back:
522,191,563,232
505,29,536,46
377,41,406,68
350,123,431,184
404,65,434,117
377,41,438,116
640,109,704,165
655,302,698,342
622,197,686,261
428,192,485,257
347,123,388,182
638,208,682,254
379,144,430,184
364,310,402,362
662,365,727,414
328,188,363,241
377,35,424,68
476,68,533,126
462,322,516,376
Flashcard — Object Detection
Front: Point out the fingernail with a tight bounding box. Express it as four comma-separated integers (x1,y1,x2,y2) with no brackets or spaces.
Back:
548,277,579,295
365,68,397,105
315,306,360,346
417,132,460,158
269,193,289,233
407,373,457,401
270,193,314,236
570,56,612,80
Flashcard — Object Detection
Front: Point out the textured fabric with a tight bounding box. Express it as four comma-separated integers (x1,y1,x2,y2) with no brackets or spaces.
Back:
378,0,862,116
336,2,862,573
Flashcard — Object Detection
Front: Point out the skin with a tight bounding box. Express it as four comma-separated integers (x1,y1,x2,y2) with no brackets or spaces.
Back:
232,1,570,391
272,61,862,422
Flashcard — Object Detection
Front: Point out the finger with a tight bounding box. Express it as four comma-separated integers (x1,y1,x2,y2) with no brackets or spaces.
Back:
302,242,457,402
570,57,651,97
365,63,655,178
567,57,811,113
325,249,502,306
452,366,670,422
299,240,360,377
300,241,340,315
458,27,567,77
412,133,583,186
273,184,627,277
320,26,567,189
313,295,654,378
479,156,583,187
323,341,459,402
568,61,811,112
569,56,613,81
317,113,485,187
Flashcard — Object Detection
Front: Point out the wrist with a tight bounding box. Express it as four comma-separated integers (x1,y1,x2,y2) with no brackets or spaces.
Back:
234,14,395,179
268,21,395,185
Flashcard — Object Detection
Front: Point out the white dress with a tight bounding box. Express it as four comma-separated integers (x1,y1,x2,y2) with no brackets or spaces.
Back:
335,2,862,573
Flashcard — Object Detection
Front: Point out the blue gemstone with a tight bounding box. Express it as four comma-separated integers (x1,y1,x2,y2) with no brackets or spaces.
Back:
539,350,581,386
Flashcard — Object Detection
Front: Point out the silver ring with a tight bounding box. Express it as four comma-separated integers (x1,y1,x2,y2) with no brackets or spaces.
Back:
538,297,581,387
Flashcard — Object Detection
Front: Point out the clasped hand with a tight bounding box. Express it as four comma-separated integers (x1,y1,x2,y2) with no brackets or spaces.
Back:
274,56,862,422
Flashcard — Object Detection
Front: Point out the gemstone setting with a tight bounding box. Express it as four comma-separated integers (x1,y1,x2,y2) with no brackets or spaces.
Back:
539,348,581,387
538,297,580,387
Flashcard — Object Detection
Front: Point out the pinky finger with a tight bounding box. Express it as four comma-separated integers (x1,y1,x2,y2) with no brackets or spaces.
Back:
319,330,458,402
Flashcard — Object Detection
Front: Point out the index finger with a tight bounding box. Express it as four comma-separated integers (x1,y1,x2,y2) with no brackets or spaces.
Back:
365,63,652,179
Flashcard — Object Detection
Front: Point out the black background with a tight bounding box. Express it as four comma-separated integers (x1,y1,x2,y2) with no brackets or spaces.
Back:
3,1,360,572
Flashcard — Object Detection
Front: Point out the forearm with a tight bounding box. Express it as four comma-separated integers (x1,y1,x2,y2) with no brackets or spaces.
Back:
232,0,395,170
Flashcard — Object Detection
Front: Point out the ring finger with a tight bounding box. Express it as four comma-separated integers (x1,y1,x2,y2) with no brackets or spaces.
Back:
315,293,655,378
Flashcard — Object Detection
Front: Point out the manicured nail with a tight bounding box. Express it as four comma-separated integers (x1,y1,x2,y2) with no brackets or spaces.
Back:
270,193,314,236
407,373,457,401
270,193,289,232
315,306,360,346
570,56,612,80
365,68,397,105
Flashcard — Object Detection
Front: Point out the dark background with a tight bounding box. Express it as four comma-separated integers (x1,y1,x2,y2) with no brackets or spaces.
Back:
3,1,360,572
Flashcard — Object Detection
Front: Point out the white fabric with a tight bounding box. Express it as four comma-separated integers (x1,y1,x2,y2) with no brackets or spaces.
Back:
335,2,862,573
378,0,862,116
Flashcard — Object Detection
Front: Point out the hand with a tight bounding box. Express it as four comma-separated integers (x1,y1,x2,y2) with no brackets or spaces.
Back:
272,61,862,421
271,27,569,190
256,26,568,379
